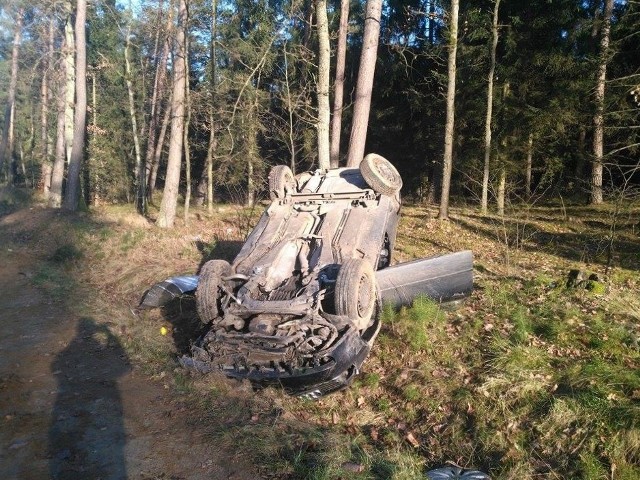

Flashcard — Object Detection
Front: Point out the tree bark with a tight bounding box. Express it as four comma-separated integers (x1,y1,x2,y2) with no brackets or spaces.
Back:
346,0,382,167
63,0,88,211
591,0,614,205
438,0,459,220
0,8,23,180
481,0,500,215
315,0,331,170
330,0,349,168
157,0,187,228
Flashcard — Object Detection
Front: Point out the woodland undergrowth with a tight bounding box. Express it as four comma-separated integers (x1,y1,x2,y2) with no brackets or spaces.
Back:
6,188,639,480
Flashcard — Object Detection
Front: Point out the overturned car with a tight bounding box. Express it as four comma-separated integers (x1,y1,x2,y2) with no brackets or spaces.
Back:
142,154,473,398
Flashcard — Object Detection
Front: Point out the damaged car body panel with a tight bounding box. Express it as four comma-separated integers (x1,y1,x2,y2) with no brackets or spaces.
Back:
140,155,473,397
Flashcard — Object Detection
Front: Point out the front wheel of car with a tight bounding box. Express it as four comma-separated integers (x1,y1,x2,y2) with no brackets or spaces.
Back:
360,153,403,196
196,259,231,322
268,165,296,200
335,258,376,330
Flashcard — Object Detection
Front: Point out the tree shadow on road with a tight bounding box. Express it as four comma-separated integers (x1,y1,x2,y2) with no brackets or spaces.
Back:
49,317,130,479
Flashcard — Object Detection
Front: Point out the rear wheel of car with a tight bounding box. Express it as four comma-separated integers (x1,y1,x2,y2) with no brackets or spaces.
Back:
335,258,376,330
360,153,402,196
196,260,231,322
268,165,296,200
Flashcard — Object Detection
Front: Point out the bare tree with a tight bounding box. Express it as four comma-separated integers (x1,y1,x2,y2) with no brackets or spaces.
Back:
438,0,459,220
183,33,192,223
64,1,75,165
63,0,88,211
0,7,24,180
40,19,55,197
124,9,144,213
591,0,614,205
145,0,172,203
316,0,331,169
50,68,67,208
481,0,501,215
346,0,382,167
330,0,349,168
157,0,187,228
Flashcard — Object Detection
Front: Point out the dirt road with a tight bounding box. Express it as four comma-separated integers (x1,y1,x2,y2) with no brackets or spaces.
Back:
0,206,257,479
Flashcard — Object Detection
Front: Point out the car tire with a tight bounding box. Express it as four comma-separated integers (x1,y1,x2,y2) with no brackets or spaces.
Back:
196,259,231,322
360,153,402,196
268,165,296,200
335,258,376,330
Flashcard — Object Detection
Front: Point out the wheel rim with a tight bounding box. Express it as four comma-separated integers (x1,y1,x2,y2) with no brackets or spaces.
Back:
356,272,373,318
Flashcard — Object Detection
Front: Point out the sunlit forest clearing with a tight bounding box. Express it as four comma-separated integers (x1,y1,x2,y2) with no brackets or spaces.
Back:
1,0,639,478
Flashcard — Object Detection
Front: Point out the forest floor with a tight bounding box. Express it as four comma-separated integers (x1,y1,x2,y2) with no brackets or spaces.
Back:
0,189,257,479
0,186,638,479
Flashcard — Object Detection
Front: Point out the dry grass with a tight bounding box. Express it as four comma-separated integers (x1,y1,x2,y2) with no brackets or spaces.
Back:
4,188,639,480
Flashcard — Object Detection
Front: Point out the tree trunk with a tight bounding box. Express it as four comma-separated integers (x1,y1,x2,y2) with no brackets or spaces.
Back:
63,0,88,211
145,0,171,202
591,0,614,205
157,0,188,228
283,43,296,174
183,35,192,223
497,167,506,216
124,19,144,213
64,4,75,166
315,0,331,170
40,19,55,197
0,8,23,180
50,68,67,208
525,133,533,199
330,0,349,168
346,0,383,167
481,0,500,215
149,95,172,203
206,0,218,213
438,0,459,220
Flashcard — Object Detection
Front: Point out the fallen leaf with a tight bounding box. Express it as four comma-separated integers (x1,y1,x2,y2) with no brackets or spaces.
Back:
332,411,339,425
405,432,420,448
357,396,365,407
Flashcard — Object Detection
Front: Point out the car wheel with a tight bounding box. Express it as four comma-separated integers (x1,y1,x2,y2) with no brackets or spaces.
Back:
196,260,231,322
268,165,296,200
335,258,376,330
360,153,402,196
